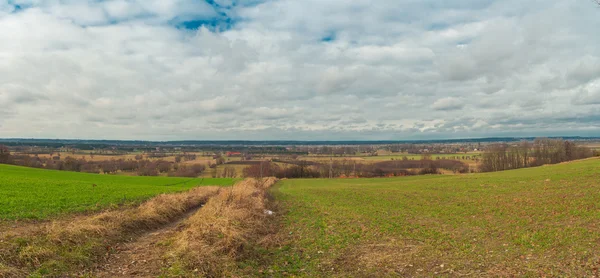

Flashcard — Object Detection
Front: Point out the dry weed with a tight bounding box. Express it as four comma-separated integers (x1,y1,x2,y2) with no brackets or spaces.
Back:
48,186,220,244
170,178,278,277
324,237,426,277
0,262,24,278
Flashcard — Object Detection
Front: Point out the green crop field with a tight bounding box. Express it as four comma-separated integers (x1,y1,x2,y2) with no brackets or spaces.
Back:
256,158,600,277
0,164,237,220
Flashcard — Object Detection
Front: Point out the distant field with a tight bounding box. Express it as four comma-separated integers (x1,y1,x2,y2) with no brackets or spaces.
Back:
297,153,481,165
361,153,481,161
26,152,215,164
199,164,249,178
258,158,600,276
9,152,484,178
0,164,237,220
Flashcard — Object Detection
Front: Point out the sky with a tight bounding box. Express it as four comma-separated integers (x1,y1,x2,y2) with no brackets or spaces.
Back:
1,0,600,141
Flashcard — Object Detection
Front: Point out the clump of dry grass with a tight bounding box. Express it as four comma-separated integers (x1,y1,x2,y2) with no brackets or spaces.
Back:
48,186,220,244
0,186,220,277
170,177,278,277
0,263,23,278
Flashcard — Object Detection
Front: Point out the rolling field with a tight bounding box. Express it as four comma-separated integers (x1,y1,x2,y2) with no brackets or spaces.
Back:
0,164,237,220
257,158,600,277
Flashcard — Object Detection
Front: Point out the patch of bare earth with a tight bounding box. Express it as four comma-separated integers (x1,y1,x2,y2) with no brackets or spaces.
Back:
91,208,200,278
333,238,425,277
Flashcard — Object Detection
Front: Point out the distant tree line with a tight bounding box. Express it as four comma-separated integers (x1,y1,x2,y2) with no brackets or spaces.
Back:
479,138,596,172
243,158,470,179
288,143,477,156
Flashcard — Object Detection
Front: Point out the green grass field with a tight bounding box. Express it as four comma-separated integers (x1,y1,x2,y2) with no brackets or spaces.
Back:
0,164,237,220
256,158,600,277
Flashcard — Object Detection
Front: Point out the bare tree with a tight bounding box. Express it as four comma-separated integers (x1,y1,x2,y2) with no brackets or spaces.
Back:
221,166,237,178
421,153,432,160
480,138,594,172
0,145,11,164
243,162,278,178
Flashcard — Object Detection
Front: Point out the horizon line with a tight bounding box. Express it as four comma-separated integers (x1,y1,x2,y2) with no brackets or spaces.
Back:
1,135,599,143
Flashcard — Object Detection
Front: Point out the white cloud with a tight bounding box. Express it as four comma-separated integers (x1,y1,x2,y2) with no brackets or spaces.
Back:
0,0,600,140
572,85,600,106
432,97,464,111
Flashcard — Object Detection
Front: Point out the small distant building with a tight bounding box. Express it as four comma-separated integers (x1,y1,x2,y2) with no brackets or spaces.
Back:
226,151,242,157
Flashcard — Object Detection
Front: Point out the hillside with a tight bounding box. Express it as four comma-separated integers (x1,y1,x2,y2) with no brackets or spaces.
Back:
2,159,599,276
247,158,600,277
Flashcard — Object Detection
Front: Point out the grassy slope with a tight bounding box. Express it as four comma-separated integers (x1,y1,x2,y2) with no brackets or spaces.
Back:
261,158,600,277
0,164,237,220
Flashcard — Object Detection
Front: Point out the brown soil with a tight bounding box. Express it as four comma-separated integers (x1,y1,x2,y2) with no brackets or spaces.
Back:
91,207,201,277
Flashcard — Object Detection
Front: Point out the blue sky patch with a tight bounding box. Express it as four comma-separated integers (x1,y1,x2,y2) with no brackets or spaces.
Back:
321,32,336,42
177,16,234,31
7,0,28,13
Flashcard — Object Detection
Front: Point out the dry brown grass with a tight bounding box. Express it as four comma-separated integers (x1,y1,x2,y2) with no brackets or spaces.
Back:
169,177,278,277
0,263,23,278
0,186,220,277
50,186,219,242
332,238,426,277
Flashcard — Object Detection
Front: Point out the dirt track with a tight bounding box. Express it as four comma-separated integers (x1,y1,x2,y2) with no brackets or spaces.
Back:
91,207,202,277
1,179,277,277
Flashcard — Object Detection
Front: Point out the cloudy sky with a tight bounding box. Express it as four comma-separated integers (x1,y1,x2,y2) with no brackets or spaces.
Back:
1,0,599,140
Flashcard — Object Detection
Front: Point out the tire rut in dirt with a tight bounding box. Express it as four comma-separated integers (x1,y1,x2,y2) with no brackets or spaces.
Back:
92,207,202,278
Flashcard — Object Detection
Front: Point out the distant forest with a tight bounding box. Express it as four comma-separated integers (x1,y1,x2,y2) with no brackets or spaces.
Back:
479,138,595,172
